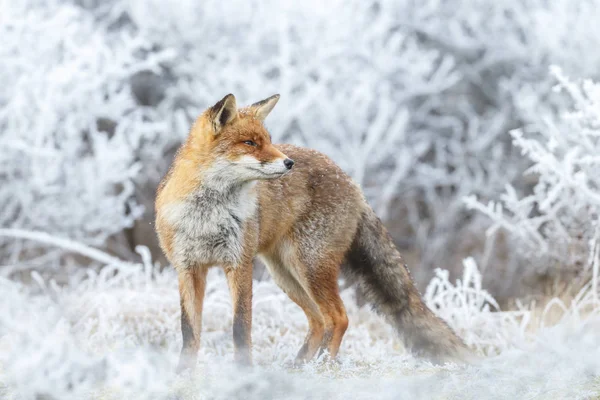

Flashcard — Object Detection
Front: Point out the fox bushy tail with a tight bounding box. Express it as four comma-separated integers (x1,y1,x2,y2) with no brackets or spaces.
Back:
344,208,473,363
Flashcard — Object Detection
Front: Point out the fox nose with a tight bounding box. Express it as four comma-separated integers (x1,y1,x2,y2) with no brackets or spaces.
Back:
283,158,295,170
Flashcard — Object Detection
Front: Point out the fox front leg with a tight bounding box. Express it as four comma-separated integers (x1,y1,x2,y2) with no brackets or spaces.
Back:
176,267,208,373
225,261,253,365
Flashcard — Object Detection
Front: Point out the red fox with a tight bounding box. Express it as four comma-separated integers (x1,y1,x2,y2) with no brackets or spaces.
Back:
155,94,472,372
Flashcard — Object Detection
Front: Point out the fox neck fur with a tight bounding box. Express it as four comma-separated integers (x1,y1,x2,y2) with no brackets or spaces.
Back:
162,177,258,269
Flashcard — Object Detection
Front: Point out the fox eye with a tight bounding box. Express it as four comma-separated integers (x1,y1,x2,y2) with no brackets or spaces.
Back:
243,140,257,147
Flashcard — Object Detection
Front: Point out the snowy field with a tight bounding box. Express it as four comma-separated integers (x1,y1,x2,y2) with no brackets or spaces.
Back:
1,237,599,399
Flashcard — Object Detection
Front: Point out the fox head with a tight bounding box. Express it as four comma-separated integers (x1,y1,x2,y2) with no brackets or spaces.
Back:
191,93,294,186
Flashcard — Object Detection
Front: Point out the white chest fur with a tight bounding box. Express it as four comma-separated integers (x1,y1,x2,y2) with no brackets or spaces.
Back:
163,182,258,268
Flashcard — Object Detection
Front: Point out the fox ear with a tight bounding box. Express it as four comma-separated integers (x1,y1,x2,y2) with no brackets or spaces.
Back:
248,94,280,121
210,94,238,134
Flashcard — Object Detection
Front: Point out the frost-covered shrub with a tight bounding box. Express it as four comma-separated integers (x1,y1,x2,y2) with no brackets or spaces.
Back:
424,258,529,355
112,0,600,285
3,0,600,294
381,0,600,286
466,69,600,284
0,0,176,262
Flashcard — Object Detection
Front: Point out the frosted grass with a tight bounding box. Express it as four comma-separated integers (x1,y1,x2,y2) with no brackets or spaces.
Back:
0,242,598,399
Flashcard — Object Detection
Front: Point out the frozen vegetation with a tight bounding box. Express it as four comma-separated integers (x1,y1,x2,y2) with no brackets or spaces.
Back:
3,0,600,291
0,238,598,399
1,0,600,398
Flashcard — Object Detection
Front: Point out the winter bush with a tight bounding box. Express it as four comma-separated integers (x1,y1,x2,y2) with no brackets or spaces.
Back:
0,0,177,265
466,69,600,288
3,0,600,296
378,0,600,287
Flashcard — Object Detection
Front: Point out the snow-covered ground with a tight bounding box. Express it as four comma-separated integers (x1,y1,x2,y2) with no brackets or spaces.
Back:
1,242,598,399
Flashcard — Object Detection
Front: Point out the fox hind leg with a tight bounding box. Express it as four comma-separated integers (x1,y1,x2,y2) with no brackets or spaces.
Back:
262,247,349,363
305,261,349,360
260,253,325,365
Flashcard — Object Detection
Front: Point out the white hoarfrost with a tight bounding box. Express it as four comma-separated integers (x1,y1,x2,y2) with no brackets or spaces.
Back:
0,0,174,261
0,235,599,399
4,0,600,289
466,69,600,279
